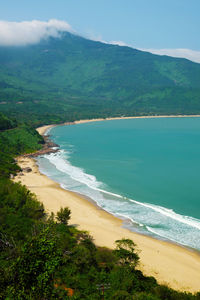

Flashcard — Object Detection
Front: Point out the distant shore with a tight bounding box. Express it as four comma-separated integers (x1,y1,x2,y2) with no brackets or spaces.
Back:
74,114,200,124
15,115,200,293
37,114,200,135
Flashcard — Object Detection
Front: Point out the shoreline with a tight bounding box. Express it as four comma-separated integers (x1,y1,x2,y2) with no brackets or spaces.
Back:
74,114,200,125
37,114,200,135
14,156,200,292
14,117,200,292
37,114,200,255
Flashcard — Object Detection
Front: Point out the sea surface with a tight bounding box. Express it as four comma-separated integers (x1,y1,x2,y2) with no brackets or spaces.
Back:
37,117,200,251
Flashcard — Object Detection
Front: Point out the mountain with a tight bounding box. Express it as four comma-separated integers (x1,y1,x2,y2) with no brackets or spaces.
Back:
0,32,200,124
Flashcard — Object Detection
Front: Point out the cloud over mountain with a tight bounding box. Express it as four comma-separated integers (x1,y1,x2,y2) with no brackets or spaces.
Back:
0,20,199,64
141,48,200,64
110,41,200,64
0,19,72,46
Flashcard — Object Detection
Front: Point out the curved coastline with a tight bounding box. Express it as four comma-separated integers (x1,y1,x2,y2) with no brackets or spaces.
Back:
37,113,200,136
15,116,200,293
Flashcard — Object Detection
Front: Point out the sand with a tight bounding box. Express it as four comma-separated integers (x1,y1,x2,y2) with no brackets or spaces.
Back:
74,115,200,125
14,154,200,293
37,124,56,135
37,114,200,136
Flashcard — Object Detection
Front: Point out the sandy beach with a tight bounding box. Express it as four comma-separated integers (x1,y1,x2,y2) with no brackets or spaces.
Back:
74,115,200,125
14,151,200,293
37,114,200,136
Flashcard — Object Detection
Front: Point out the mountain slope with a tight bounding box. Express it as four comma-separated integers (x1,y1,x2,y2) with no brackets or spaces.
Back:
0,32,200,124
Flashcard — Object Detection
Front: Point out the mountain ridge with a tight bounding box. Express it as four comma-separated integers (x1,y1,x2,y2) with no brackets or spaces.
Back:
0,32,200,125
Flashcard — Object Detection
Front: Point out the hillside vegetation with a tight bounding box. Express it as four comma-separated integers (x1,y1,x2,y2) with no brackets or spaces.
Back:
0,32,200,125
0,114,43,178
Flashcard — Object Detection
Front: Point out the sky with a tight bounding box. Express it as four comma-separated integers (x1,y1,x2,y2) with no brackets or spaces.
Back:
0,0,200,62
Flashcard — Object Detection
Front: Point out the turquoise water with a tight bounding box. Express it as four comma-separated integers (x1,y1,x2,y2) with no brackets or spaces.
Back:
37,118,200,250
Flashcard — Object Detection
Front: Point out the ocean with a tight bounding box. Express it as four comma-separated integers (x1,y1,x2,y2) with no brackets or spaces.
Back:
36,117,200,251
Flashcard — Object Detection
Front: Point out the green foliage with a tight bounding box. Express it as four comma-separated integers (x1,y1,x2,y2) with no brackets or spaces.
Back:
0,124,43,179
8,225,62,299
1,201,199,299
133,292,160,299
0,112,17,130
0,151,20,178
56,207,71,225
0,180,46,299
110,289,132,299
95,247,117,270
0,179,45,241
0,124,44,155
153,285,199,300
113,238,140,267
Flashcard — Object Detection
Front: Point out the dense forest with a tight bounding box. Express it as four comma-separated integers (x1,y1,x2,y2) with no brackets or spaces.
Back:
0,32,200,126
0,113,200,299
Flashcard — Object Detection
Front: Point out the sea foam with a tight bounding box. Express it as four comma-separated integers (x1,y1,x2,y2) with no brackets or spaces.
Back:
37,150,200,250
43,150,102,190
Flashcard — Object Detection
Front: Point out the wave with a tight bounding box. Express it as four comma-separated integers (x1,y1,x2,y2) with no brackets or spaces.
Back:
95,188,124,199
42,151,200,230
146,226,198,249
98,188,200,231
43,151,102,190
146,226,186,244
129,199,200,230
38,150,200,250
44,127,53,136
114,212,144,227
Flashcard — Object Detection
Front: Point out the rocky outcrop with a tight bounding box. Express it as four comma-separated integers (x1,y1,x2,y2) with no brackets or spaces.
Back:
24,134,60,158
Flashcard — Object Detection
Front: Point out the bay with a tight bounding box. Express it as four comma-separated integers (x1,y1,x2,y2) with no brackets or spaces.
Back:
37,117,200,250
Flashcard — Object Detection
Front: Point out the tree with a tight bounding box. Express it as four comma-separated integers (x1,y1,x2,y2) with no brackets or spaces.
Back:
113,238,139,268
56,207,71,225
95,247,117,270
8,225,62,299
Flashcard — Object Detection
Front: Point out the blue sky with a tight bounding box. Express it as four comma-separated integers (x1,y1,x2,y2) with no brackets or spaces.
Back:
0,0,200,62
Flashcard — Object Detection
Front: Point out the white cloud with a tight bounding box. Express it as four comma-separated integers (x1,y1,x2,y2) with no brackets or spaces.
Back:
109,40,128,47
139,48,200,64
0,19,73,46
1,21,200,64
108,40,200,64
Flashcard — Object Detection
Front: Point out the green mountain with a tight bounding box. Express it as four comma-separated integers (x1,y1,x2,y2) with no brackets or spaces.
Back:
0,32,200,124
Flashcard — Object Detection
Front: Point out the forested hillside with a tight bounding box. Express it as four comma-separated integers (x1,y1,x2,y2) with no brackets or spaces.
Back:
0,32,200,125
